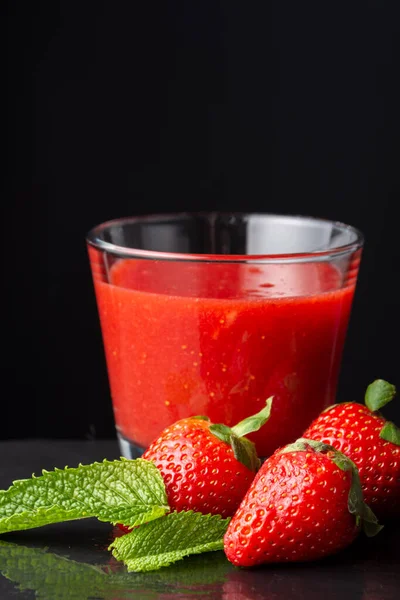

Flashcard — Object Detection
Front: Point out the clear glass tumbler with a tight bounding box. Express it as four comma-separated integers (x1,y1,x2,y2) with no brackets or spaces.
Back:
86,213,363,459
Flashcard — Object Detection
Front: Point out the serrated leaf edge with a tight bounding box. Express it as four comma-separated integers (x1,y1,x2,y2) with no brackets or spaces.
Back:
109,511,230,573
0,458,170,533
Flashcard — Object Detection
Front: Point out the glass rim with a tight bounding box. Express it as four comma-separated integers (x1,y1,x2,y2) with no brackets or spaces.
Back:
86,211,364,263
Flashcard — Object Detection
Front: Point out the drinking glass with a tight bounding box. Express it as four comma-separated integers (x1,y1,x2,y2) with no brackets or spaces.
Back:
86,213,363,458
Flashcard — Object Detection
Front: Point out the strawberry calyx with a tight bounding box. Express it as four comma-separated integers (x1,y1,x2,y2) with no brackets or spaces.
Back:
364,379,396,412
380,421,400,445
364,379,400,446
323,379,396,416
280,438,383,538
209,397,273,472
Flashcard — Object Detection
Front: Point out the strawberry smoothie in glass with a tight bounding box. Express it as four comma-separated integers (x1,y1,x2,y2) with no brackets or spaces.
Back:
86,213,363,459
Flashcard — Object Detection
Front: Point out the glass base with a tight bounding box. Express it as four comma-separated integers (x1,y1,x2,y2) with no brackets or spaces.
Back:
117,432,145,459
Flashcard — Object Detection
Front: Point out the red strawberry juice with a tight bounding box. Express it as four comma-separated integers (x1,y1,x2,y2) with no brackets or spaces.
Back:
88,246,359,458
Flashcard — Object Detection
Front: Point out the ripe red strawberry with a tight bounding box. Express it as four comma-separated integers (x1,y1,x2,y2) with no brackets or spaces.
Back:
224,438,381,567
141,398,272,518
303,379,400,520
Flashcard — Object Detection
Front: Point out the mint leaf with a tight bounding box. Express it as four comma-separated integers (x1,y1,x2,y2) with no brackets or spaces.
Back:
0,459,169,534
110,511,230,572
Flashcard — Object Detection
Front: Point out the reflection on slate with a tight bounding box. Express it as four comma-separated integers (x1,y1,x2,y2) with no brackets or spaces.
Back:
0,525,399,600
0,535,232,600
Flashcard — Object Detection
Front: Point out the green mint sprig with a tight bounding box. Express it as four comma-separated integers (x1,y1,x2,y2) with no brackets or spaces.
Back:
0,459,169,534
110,511,230,572
0,458,230,572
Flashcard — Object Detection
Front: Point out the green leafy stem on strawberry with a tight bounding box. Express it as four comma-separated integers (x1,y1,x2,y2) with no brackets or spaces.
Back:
141,397,273,519
224,436,383,568
281,438,382,537
364,379,400,444
324,379,400,445
304,378,400,522
205,395,273,471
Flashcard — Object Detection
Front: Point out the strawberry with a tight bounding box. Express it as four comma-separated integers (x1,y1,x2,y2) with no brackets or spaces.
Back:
224,438,381,567
303,379,400,520
141,398,272,518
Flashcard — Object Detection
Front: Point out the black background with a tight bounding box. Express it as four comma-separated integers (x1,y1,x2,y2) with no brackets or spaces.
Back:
4,1,400,440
